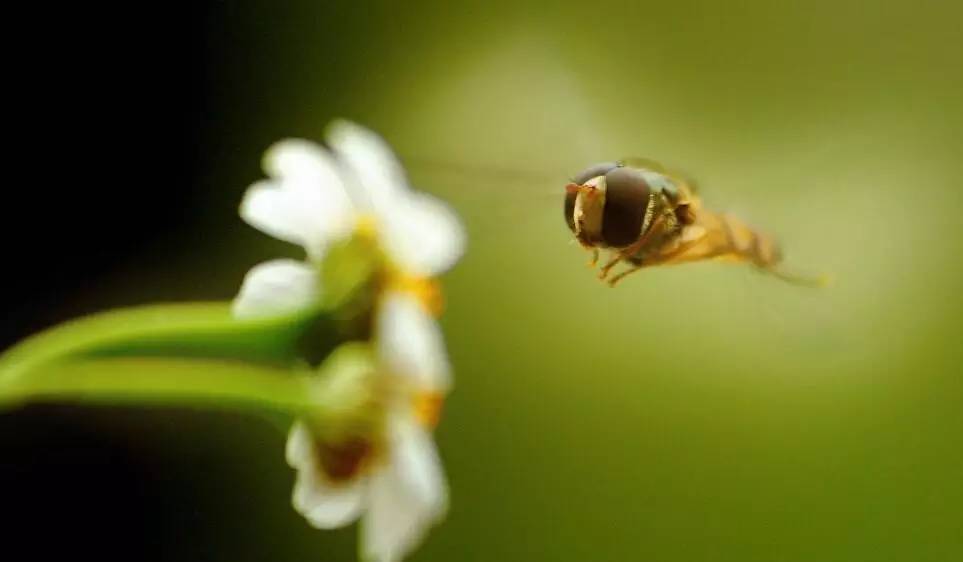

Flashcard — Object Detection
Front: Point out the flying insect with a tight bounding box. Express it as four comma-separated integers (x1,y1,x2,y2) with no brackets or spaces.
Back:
564,160,824,287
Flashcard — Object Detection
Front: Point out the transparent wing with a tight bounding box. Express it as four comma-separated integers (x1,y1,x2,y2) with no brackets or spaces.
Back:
616,157,667,173
402,155,560,187
618,156,701,194
402,155,563,228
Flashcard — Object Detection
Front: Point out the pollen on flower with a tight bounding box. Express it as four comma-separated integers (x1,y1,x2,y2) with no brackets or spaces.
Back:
387,273,444,316
412,391,445,429
355,214,380,241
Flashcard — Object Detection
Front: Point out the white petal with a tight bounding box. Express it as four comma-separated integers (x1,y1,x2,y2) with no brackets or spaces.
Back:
232,259,319,319
285,421,315,468
263,139,344,186
377,292,451,390
240,179,353,260
324,122,465,275
240,180,311,248
241,140,355,259
326,120,408,212
388,415,447,512
381,193,465,277
286,422,366,529
362,417,447,562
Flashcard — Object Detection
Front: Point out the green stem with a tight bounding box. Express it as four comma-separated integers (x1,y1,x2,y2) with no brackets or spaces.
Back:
0,302,326,384
0,357,318,414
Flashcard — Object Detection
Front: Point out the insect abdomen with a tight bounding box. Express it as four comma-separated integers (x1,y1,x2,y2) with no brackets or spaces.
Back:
719,213,782,267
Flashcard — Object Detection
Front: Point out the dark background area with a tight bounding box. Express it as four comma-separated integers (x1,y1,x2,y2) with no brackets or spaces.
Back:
5,6,359,559
3,5,219,560
4,4,213,341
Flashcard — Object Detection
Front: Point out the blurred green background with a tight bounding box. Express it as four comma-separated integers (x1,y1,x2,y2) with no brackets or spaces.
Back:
10,1,963,560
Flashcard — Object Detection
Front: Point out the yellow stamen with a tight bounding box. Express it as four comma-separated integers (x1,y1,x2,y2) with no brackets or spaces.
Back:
355,214,379,240
387,272,444,316
412,391,445,429
354,215,444,315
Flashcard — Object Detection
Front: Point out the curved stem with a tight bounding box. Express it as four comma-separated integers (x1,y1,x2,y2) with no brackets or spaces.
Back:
0,357,318,414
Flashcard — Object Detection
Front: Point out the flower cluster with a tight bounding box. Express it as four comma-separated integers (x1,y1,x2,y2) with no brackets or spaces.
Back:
232,121,464,562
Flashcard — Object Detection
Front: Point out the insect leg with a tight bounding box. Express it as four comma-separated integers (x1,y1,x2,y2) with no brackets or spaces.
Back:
607,227,708,286
598,253,624,280
588,248,599,267
598,214,667,280
606,262,644,287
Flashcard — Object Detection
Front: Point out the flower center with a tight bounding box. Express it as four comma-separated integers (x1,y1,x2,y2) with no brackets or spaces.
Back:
313,390,444,483
352,215,445,316
411,390,445,429
317,436,376,483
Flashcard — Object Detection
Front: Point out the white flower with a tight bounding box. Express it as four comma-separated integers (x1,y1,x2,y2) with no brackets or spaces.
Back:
236,120,464,279
232,121,463,562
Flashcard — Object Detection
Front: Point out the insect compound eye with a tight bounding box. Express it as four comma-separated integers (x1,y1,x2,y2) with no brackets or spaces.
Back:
564,187,578,232
602,167,652,247
572,162,621,185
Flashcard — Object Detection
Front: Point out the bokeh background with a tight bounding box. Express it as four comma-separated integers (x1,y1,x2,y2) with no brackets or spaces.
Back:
3,1,962,560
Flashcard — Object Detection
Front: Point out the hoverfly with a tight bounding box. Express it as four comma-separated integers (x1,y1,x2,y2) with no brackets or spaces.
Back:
564,160,825,287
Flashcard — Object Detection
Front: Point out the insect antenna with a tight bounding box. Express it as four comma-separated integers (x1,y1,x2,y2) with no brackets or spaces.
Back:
401,154,559,186
400,154,566,228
